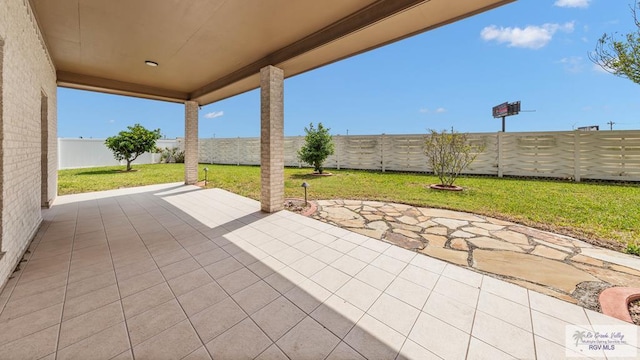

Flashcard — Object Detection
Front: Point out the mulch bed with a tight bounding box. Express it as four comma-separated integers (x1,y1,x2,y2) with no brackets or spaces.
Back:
284,198,316,216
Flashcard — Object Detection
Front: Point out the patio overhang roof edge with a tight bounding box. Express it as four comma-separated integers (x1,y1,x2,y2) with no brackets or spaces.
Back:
56,71,189,104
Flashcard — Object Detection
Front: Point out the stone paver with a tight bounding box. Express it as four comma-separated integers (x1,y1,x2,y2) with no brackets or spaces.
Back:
312,200,640,306
0,184,638,360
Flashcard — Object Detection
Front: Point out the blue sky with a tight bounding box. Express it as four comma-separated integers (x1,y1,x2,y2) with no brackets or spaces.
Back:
58,0,640,139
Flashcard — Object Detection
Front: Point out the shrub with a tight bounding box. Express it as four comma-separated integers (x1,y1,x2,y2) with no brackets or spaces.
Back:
159,147,184,163
424,128,485,187
297,122,335,174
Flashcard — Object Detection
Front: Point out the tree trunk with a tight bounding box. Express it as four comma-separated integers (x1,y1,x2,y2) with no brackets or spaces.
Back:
126,160,132,171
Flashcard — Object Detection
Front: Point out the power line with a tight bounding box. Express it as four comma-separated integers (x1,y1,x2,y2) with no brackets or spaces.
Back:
607,121,615,130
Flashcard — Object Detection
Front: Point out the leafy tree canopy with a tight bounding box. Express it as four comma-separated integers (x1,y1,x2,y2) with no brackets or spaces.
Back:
105,124,161,171
590,1,640,85
297,122,335,174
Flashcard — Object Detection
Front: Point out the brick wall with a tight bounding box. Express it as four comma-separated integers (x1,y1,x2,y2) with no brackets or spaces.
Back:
0,0,58,288
184,101,199,184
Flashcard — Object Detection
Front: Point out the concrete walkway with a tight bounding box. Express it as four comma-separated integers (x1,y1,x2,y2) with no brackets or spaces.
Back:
0,184,637,359
311,200,640,305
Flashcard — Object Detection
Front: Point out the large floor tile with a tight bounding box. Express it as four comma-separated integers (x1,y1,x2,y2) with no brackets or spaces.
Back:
277,316,341,359
58,301,124,349
367,293,420,336
251,296,306,341
126,299,186,346
133,320,203,360
408,312,470,360
205,318,272,359
0,303,62,347
472,311,535,359
422,291,476,333
344,314,405,360
232,280,280,315
335,278,382,312
0,325,59,360
57,322,130,360
310,294,364,339
384,277,431,310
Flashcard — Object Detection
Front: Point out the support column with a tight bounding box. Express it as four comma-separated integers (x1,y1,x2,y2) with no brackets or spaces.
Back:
260,66,284,212
184,101,199,185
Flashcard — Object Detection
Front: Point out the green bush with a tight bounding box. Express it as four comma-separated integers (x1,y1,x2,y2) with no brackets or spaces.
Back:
159,147,184,163
297,122,334,174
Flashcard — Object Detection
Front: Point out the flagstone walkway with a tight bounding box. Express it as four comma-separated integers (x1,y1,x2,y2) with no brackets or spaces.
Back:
310,200,640,306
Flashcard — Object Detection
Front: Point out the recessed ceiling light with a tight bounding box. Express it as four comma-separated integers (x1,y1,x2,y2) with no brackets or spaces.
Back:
145,60,158,67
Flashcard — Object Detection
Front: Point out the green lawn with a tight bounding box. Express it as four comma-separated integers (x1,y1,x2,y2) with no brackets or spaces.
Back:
58,163,640,247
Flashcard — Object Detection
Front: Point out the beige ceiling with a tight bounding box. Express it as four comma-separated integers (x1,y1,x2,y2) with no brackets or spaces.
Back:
31,0,515,105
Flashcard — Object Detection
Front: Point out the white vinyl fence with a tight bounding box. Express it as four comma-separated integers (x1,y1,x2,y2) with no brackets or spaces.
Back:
59,131,640,182
58,138,178,169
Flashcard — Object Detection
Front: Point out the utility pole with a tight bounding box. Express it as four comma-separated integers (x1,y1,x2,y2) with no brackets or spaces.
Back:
607,121,615,130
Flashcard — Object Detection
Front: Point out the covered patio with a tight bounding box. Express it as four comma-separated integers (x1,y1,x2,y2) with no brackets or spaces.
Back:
5,0,639,358
0,184,632,359
0,0,517,294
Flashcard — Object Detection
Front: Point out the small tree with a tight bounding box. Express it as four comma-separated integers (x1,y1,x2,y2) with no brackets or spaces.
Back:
105,124,161,171
589,1,640,85
297,122,335,174
424,129,485,187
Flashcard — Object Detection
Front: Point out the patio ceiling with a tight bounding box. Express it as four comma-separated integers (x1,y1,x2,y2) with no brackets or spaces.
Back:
31,0,514,105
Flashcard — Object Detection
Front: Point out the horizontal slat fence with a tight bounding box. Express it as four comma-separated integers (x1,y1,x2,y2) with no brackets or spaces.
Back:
198,130,640,182
59,131,640,181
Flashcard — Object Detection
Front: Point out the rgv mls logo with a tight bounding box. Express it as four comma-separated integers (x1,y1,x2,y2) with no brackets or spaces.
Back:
566,325,638,357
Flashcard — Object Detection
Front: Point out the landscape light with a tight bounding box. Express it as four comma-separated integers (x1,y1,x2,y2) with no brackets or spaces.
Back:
301,182,310,206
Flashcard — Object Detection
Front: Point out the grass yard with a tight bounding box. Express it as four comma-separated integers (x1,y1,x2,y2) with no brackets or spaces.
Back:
58,163,640,247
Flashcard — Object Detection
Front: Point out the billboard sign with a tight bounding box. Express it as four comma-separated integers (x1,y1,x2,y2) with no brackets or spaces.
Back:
492,101,520,118
492,102,509,118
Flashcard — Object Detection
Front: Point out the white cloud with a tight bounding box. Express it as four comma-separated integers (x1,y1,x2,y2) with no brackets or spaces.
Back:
481,22,575,49
108,119,115,124
419,107,446,114
204,111,224,119
558,56,584,73
554,0,590,8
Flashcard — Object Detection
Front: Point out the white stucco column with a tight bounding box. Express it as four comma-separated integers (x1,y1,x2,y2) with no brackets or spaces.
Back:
260,66,284,212
184,100,199,185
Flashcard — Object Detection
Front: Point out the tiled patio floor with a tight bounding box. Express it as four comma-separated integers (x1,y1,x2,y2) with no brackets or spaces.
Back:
0,183,637,359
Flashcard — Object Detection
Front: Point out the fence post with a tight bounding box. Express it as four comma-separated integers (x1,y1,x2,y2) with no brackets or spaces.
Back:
337,136,341,170
497,132,503,178
573,131,581,182
621,135,626,177
236,137,240,166
298,136,302,168
381,134,386,172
